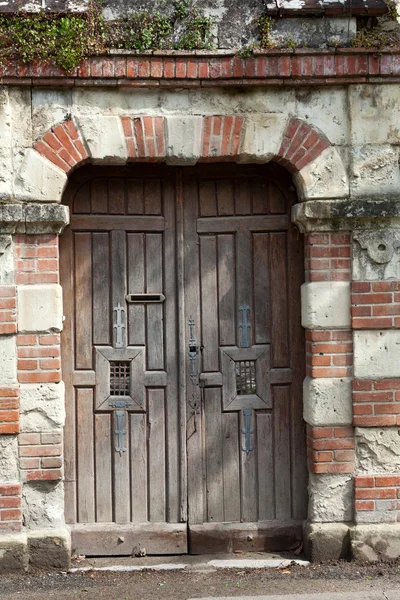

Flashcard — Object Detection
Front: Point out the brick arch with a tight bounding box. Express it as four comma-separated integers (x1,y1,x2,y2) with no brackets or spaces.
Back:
32,114,331,175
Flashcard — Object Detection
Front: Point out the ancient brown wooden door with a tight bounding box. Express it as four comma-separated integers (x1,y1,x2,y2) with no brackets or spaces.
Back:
61,163,306,556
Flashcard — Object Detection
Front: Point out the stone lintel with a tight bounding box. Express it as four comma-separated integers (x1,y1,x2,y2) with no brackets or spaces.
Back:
0,204,69,235
292,198,400,233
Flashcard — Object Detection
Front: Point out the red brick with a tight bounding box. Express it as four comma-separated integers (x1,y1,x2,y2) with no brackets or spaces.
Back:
0,484,20,496
355,476,374,488
26,469,62,481
355,500,375,511
375,476,400,487
355,488,396,500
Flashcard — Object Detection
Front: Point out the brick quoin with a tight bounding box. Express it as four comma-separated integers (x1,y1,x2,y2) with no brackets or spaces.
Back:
351,281,400,329
0,483,22,532
121,116,166,161
353,379,400,426
355,475,400,523
276,117,330,173
34,119,88,174
15,235,59,285
0,285,17,335
307,425,355,474
0,387,19,435
17,333,61,384
305,233,351,282
306,330,353,378
19,431,63,482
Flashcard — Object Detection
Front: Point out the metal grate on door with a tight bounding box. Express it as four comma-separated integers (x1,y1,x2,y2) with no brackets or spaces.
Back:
235,360,256,395
109,361,130,396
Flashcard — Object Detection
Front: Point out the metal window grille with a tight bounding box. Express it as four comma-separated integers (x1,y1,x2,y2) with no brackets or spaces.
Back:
110,361,130,396
235,360,256,395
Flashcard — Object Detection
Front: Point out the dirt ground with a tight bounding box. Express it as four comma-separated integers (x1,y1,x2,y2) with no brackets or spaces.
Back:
2,560,400,600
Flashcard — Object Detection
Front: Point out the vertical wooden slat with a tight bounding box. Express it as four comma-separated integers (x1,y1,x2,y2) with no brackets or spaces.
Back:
148,389,166,522
73,182,91,213
113,410,131,524
111,230,127,348
257,411,275,520
199,180,217,216
74,233,92,369
252,178,268,215
127,179,144,214
274,386,292,520
127,233,145,346
222,412,240,522
218,234,235,347
130,413,148,523
253,233,270,345
236,230,253,348
205,388,224,522
270,233,289,367
234,178,251,215
146,234,164,370
93,233,110,346
77,388,95,523
200,236,219,372
109,178,126,215
60,227,76,523
95,414,113,522
216,179,234,216
91,178,108,214
240,409,258,522
144,179,162,215
164,176,181,523
269,182,286,214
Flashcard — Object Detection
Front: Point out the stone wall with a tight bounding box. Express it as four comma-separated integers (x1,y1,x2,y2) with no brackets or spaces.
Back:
0,56,400,568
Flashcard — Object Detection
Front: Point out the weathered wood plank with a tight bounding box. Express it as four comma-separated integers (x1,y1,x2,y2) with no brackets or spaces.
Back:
222,412,240,522
127,179,144,214
95,413,113,523
200,235,219,372
91,178,108,214
274,385,292,520
197,215,288,233
270,233,289,368
148,389,166,522
236,230,253,348
92,233,110,346
204,388,224,523
199,180,216,216
71,216,165,231
146,234,164,370
113,409,131,524
257,411,275,520
130,413,147,523
144,179,162,215
269,182,287,214
77,388,95,523
74,233,92,370
252,178,268,215
109,178,126,215
217,234,235,347
240,409,257,523
253,233,270,345
111,230,127,349
234,178,251,215
216,179,234,216
73,181,91,214
127,233,145,346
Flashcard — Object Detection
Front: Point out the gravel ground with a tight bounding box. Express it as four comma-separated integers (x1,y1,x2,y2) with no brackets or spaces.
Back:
1,560,400,600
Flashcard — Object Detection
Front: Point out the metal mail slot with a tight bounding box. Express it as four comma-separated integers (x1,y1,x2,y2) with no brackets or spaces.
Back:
126,293,165,303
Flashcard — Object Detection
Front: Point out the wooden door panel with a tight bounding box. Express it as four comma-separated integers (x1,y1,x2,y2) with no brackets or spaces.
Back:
61,167,186,555
184,164,307,553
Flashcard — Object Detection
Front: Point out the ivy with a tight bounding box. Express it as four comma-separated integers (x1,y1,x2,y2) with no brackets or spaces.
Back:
0,0,214,72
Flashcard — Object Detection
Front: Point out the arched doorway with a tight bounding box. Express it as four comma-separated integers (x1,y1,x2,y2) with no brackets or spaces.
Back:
60,162,307,556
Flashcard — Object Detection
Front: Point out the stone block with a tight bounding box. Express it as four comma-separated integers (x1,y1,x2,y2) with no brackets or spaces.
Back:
25,203,70,235
0,235,14,285
295,88,349,146
14,149,67,203
351,523,400,562
22,481,64,530
354,330,400,379
294,146,349,201
20,382,65,433
308,473,353,522
17,284,63,333
32,90,72,142
352,229,400,281
350,145,400,197
301,281,351,329
165,116,203,165
356,427,400,474
0,436,19,480
0,335,17,386
0,147,14,201
27,528,70,570
349,84,400,146
78,116,127,164
303,377,352,426
239,114,287,163
0,533,28,573
303,521,350,561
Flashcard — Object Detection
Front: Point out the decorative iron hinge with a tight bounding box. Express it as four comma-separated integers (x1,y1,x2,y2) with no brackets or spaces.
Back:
114,410,127,456
241,409,254,455
113,303,125,349
239,305,251,348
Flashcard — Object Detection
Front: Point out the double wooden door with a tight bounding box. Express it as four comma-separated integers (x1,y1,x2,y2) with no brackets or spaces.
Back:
61,163,306,556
